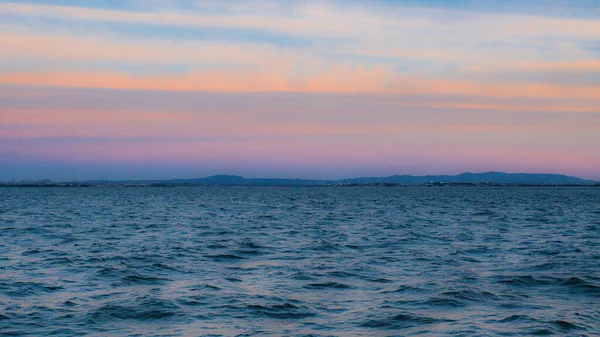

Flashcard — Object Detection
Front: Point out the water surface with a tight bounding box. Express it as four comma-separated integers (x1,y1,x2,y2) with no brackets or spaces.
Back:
1,187,599,336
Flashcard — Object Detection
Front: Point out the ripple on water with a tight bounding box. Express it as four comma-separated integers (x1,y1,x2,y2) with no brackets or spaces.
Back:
361,312,453,329
381,284,427,294
245,303,315,319
424,289,499,308
87,297,185,324
303,282,352,289
0,281,63,297
551,319,582,332
120,275,172,286
497,314,537,323
496,275,600,297
561,277,600,296
204,254,247,261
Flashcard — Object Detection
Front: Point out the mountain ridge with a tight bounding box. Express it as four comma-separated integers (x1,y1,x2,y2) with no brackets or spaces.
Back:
338,171,595,185
5,172,597,186
73,171,597,186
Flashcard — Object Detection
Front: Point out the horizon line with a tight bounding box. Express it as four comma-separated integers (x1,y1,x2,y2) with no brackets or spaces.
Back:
3,171,597,184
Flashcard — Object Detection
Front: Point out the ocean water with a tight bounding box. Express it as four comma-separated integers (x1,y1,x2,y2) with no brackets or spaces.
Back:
0,187,599,336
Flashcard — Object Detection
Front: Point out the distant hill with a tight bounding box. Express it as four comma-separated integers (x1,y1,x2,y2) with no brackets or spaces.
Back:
340,172,594,185
11,172,592,187
162,175,321,186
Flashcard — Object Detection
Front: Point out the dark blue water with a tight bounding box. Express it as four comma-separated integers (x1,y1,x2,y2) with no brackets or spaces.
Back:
1,187,599,336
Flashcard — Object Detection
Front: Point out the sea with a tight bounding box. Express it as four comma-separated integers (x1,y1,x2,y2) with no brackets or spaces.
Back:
0,187,599,336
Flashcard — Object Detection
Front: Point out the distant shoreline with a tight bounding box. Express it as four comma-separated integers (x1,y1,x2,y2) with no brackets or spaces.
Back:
1,172,597,187
2,183,599,188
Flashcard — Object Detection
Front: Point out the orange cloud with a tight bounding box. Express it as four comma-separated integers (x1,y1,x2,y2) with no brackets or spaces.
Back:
469,59,600,73
383,100,600,113
2,67,599,101
516,60,600,72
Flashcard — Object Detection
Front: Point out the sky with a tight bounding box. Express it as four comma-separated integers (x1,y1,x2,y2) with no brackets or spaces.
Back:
1,0,599,181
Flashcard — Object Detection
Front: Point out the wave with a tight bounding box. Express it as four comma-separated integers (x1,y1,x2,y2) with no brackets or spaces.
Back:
496,275,600,296
204,253,247,261
303,282,351,289
87,297,185,324
245,303,315,319
0,281,63,297
361,312,453,329
120,275,172,285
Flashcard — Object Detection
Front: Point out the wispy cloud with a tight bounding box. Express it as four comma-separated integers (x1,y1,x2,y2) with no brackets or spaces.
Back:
1,1,599,96
2,2,600,39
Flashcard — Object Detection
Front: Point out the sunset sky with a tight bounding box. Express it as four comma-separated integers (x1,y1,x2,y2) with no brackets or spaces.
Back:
1,0,599,180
